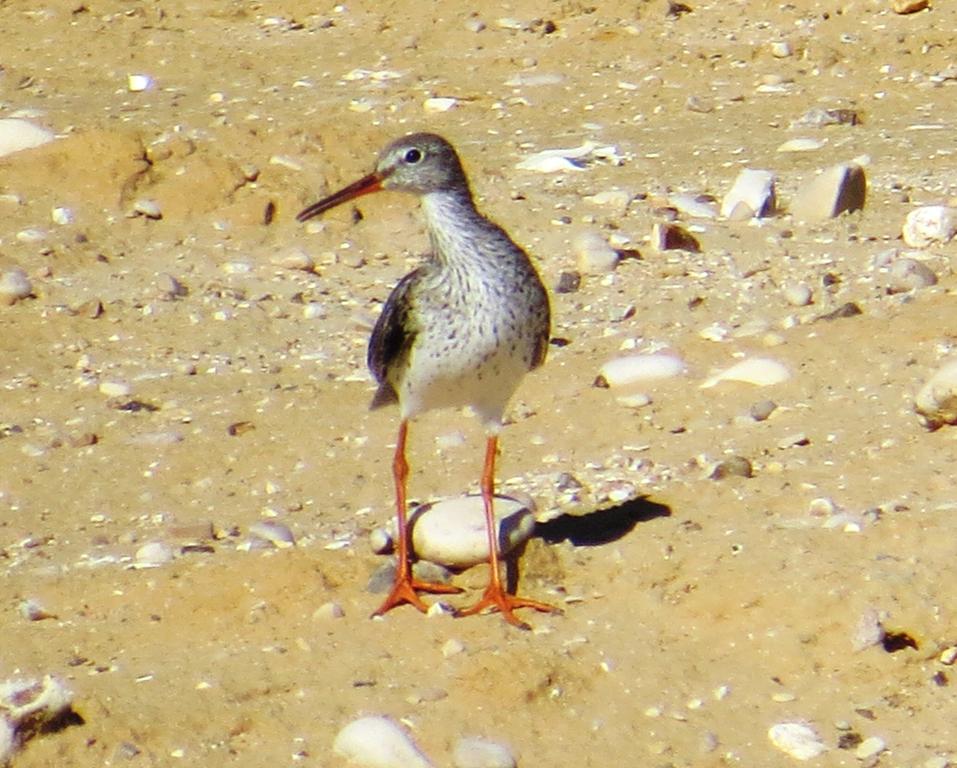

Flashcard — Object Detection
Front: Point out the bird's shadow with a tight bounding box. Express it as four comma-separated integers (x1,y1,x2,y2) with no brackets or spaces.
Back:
534,496,672,547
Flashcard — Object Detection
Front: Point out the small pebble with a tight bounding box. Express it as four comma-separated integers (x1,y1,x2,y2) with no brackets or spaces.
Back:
783,283,813,306
452,737,516,768
701,357,790,388
617,392,652,408
915,359,957,429
939,646,957,665
750,399,778,421
721,169,776,219
893,0,928,13
855,736,886,760
333,716,433,768
555,271,581,294
156,273,188,300
651,222,700,252
0,268,33,306
127,73,153,92
248,520,295,548
370,528,393,555
770,40,793,57
132,199,162,219
0,118,55,158
852,608,885,651
442,638,466,657
51,206,74,225
778,432,810,448
596,354,685,388
790,163,866,222
272,249,315,272
312,601,344,620
134,542,174,568
777,138,825,153
710,456,753,480
99,380,132,398
574,231,619,274
423,97,457,113
887,257,937,293
768,722,827,760
410,496,534,569
902,206,957,248
19,599,56,621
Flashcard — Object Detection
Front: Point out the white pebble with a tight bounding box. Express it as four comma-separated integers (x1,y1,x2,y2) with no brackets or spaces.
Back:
303,302,327,319
902,206,957,248
51,206,74,225
668,193,718,219
411,496,534,569
452,737,516,768
248,520,295,548
369,528,393,555
333,716,433,768
127,74,153,92
134,542,174,568
915,359,957,429
783,283,813,307
423,97,457,113
852,607,885,651
939,646,957,665
312,601,344,620
133,198,162,219
777,138,825,153
98,380,132,397
616,392,652,408
597,353,686,388
887,257,937,292
855,736,886,760
0,268,33,306
442,638,466,657
271,249,315,272
768,722,827,760
0,118,55,158
701,357,790,388
771,40,793,57
721,168,776,219
574,231,619,274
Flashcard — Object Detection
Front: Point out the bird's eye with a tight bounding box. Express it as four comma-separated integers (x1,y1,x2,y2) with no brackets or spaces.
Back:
404,148,423,164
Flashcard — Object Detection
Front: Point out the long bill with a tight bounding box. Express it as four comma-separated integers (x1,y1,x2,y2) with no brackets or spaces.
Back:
296,171,386,222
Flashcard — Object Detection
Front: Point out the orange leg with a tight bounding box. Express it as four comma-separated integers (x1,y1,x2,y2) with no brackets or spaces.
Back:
372,420,461,618
458,434,557,629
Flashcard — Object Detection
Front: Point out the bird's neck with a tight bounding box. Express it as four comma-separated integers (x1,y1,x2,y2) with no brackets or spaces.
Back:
420,189,497,268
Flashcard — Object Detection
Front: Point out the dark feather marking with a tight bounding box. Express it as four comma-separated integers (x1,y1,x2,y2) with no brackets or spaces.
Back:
367,269,422,409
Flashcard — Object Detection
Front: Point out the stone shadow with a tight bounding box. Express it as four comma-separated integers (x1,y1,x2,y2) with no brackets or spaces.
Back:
534,496,672,547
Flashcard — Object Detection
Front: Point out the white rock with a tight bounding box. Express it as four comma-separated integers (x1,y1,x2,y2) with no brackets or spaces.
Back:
668,193,719,219
583,189,632,208
777,138,825,153
452,737,516,768
616,392,652,408
701,357,790,388
303,302,327,319
133,198,162,219
887,257,937,293
597,354,686,388
790,163,866,222
134,542,173,568
768,722,827,760
721,169,776,219
915,359,957,429
0,268,33,306
410,495,535,569
248,520,295,548
516,141,619,173
423,97,457,113
272,249,315,272
312,601,344,620
855,736,886,760
99,380,132,397
851,607,885,651
0,118,55,158
783,283,813,307
333,716,433,768
127,74,152,91
574,231,619,274
51,206,74,225
771,40,793,57
902,206,957,247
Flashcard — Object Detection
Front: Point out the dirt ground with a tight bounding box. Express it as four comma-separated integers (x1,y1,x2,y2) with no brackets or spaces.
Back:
3,0,957,765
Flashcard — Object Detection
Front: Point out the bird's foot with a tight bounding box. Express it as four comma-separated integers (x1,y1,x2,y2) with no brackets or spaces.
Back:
458,584,559,630
372,576,463,618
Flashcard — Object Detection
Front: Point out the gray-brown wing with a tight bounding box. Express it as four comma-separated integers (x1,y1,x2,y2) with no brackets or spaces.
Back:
366,269,421,409
530,282,551,371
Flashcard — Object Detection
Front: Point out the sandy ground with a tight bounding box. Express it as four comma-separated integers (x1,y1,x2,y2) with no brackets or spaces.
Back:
3,0,957,765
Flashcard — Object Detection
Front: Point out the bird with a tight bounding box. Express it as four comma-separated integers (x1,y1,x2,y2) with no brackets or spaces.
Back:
297,132,555,629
